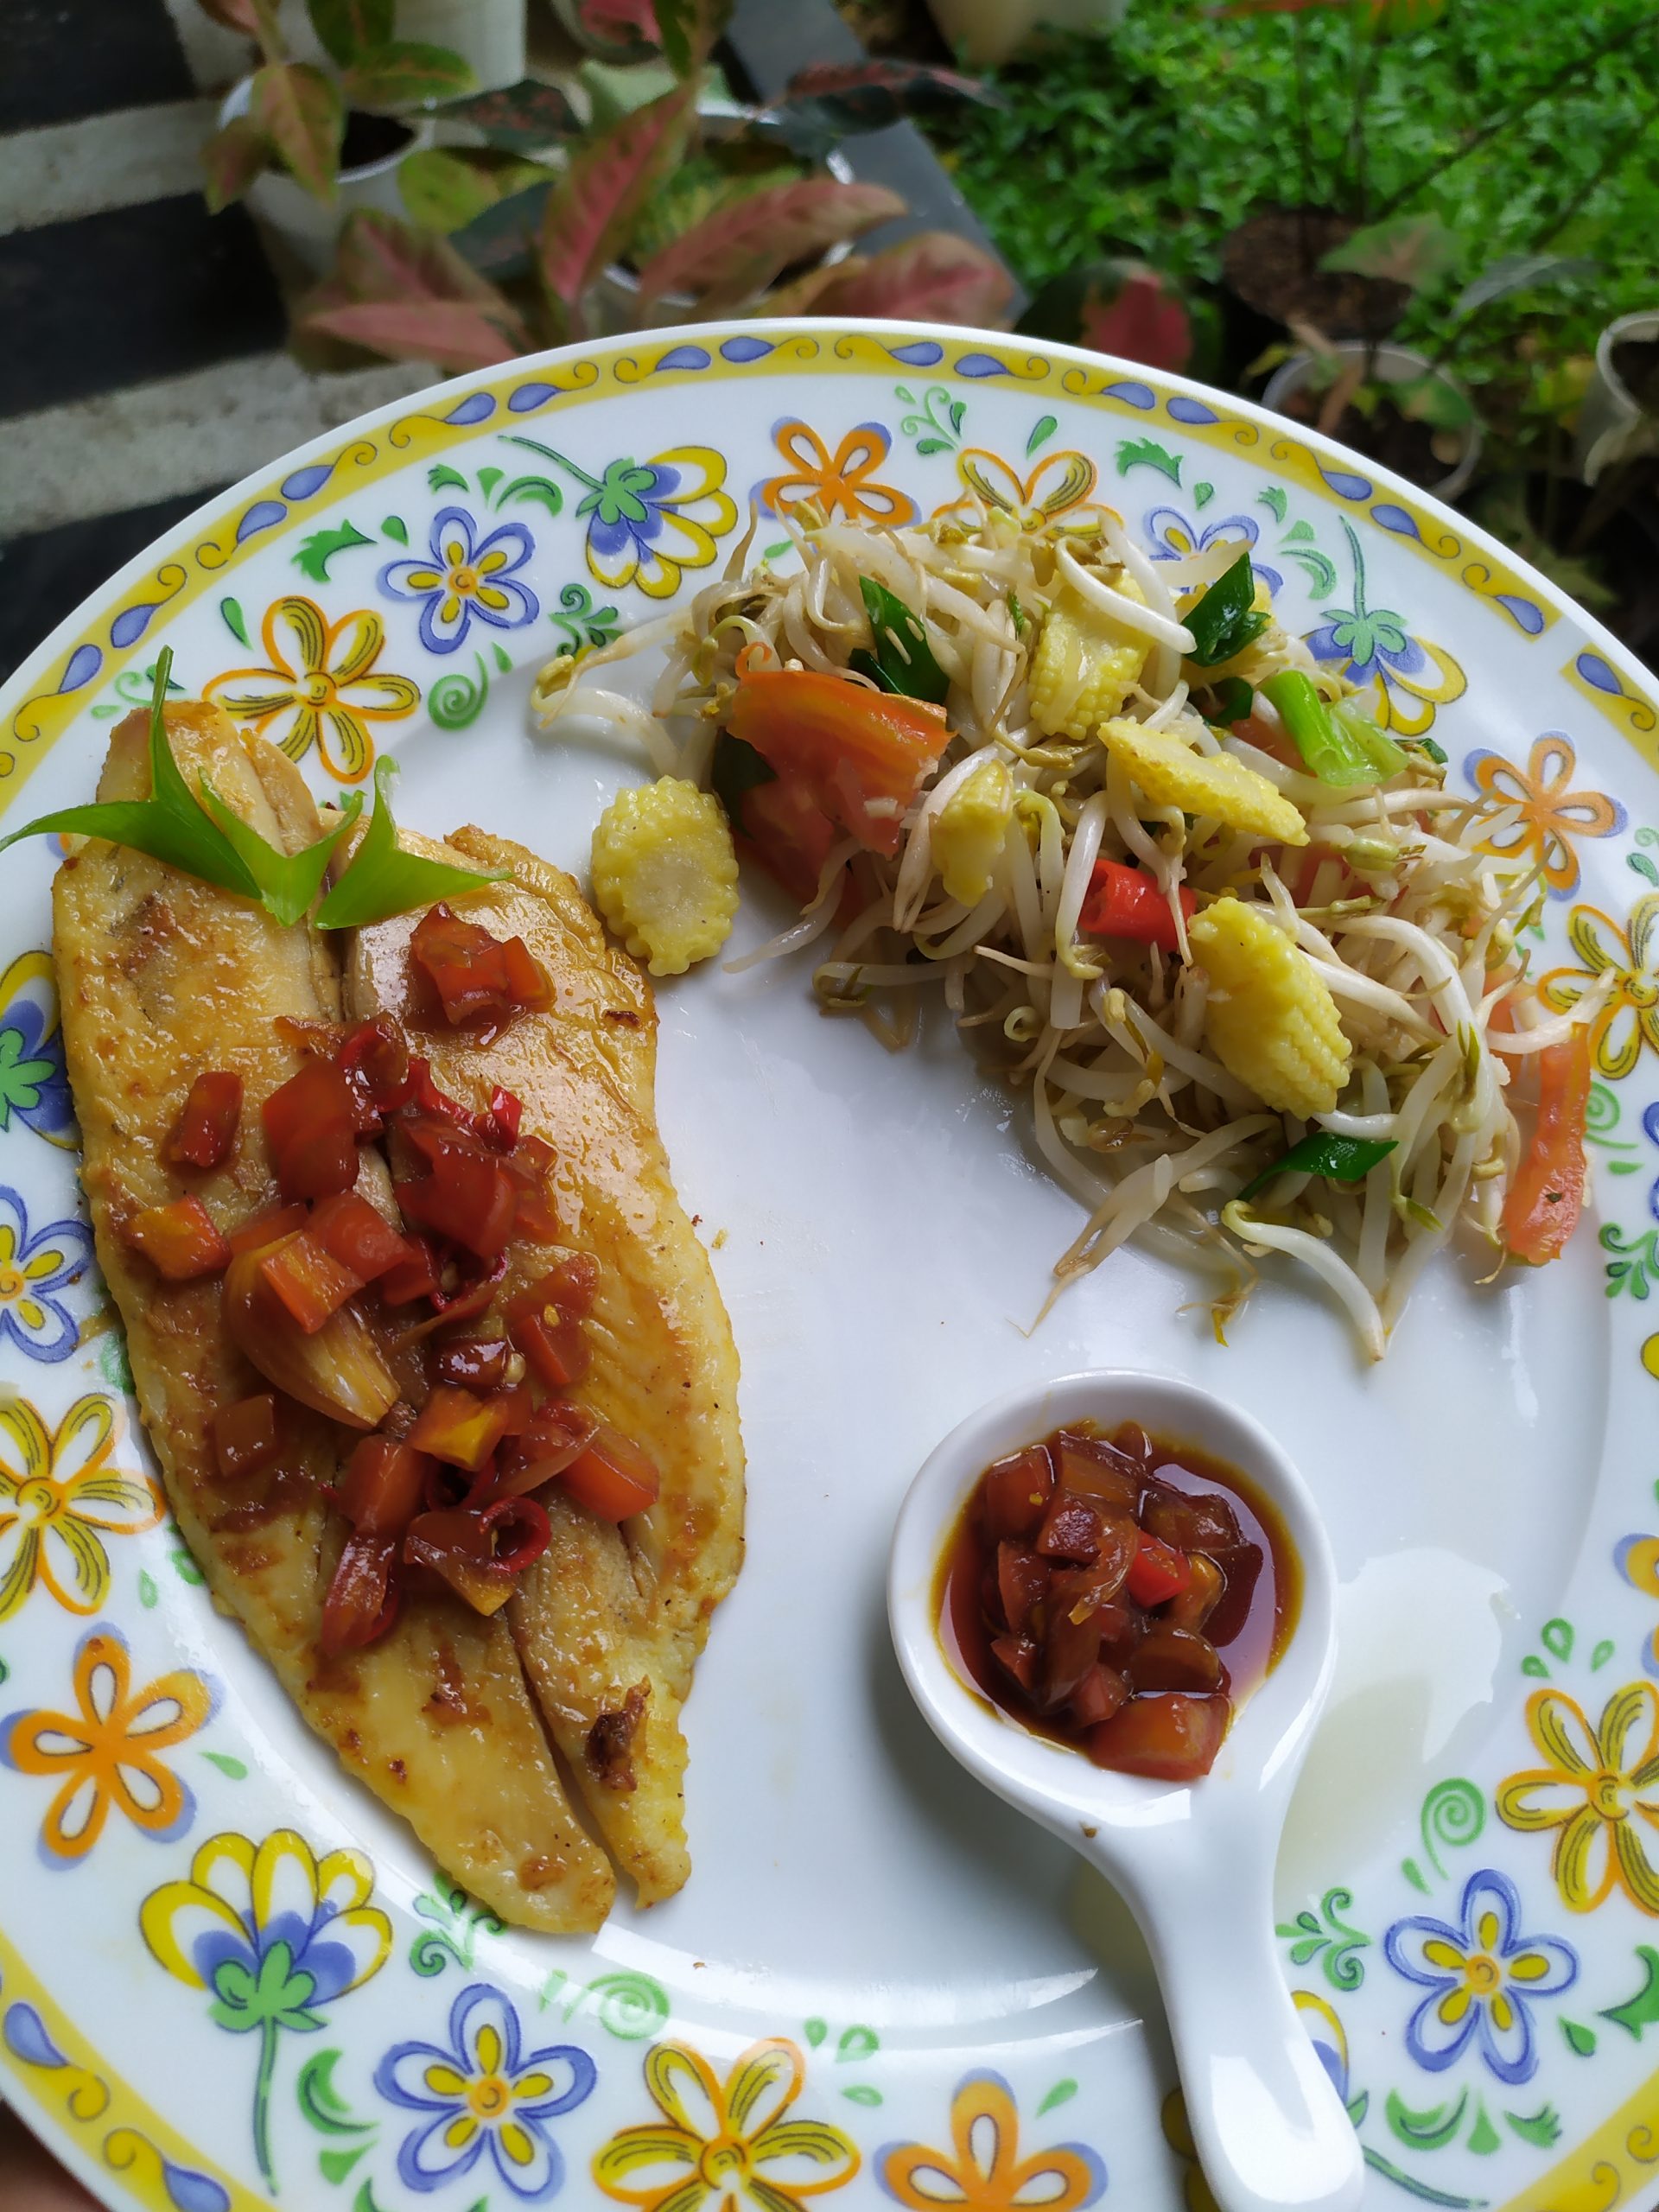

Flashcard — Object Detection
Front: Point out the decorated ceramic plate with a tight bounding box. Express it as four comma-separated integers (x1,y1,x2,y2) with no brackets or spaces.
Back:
2,320,1658,2212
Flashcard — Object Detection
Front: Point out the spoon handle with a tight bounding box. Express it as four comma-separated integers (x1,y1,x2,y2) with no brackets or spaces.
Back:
1117,1840,1366,2212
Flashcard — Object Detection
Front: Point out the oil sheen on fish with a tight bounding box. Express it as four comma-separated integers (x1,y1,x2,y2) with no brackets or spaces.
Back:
53,707,614,1930
347,826,746,1904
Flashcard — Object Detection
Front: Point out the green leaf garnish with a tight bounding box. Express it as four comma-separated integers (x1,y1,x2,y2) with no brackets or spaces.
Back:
710,731,776,831
1209,676,1255,726
315,756,506,928
199,777,365,928
1183,551,1271,669
0,649,258,893
849,576,950,703
1238,1131,1396,1202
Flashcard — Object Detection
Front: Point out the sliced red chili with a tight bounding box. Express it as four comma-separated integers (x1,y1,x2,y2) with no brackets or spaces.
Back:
124,1196,231,1281
1078,858,1196,950
165,1071,243,1171
262,1058,359,1201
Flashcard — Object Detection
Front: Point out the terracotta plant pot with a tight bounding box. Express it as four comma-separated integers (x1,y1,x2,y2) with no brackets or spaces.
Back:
219,74,435,275
1575,309,1659,486
1263,340,1483,502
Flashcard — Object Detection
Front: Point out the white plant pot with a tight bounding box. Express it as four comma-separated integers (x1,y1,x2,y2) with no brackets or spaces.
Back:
1262,340,1483,503
220,74,435,275
547,0,658,63
1576,309,1659,486
276,0,523,88
926,0,1126,67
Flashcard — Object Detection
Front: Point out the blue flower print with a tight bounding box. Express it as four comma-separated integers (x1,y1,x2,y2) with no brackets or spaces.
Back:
1143,505,1282,594
0,1185,91,1362
380,507,538,656
1384,1867,1576,2085
0,952,75,1148
377,1980,595,2199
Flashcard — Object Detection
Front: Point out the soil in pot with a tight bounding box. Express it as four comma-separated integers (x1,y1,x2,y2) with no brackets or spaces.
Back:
1276,385,1455,493
1612,336,1659,417
340,110,415,170
1224,207,1409,341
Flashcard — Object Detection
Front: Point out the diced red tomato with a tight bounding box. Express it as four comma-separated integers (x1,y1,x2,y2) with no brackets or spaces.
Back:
407,1383,513,1473
395,1116,518,1258
492,1383,534,1437
728,667,950,858
1035,1491,1104,1564
981,1446,1054,1541
486,1085,522,1147
410,904,550,1030
165,1071,243,1170
1069,1663,1129,1728
560,1421,659,1521
308,1190,411,1284
1124,1529,1193,1608
1078,860,1195,950
734,774,844,905
124,1196,231,1281
501,1135,560,1241
378,1233,442,1306
510,1309,590,1390
227,1202,309,1256
339,1434,430,1537
320,1529,398,1655
263,1058,359,1201
521,1252,599,1319
990,1632,1040,1695
1503,1028,1591,1265
257,1230,363,1334
494,1401,597,1495
995,1542,1049,1637
1088,1690,1230,1781
334,1015,410,1132
212,1394,283,1482
402,1497,549,1613
434,1336,513,1393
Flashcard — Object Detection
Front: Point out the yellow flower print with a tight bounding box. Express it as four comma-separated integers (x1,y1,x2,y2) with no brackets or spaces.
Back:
935,448,1109,533
1160,2088,1220,2212
570,447,738,601
0,1393,163,1622
594,2037,859,2212
1497,1682,1659,1914
760,422,917,525
2,1627,215,1859
205,595,420,782
1540,894,1659,1080
142,1828,391,2187
1466,735,1624,899
880,2073,1105,2210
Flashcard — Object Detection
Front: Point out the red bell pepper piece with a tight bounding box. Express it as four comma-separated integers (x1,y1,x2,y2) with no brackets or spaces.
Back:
124,1196,231,1281
165,1071,243,1170
1078,860,1195,951
308,1190,412,1284
1124,1529,1193,1608
257,1230,363,1334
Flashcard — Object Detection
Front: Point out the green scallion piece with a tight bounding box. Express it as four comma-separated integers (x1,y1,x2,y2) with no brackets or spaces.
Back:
1238,1130,1396,1202
1260,669,1375,788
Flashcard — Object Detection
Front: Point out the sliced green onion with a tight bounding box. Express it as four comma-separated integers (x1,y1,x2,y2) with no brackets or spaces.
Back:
849,576,950,703
1405,734,1448,766
1332,700,1409,779
1182,551,1270,669
1260,669,1375,788
1237,1131,1396,1202
315,758,507,929
1209,676,1255,726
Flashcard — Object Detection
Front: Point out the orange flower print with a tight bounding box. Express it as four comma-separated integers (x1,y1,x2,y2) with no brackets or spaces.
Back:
760,423,917,525
1465,736,1624,899
936,449,1109,533
206,595,419,783
879,2073,1105,2210
1540,894,1659,1080
2,1628,215,1860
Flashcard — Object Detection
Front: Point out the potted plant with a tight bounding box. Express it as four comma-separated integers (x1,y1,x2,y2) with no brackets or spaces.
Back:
1576,308,1659,484
197,0,475,271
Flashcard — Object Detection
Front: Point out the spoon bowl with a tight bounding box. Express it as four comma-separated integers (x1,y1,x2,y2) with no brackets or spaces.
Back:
888,1368,1362,2212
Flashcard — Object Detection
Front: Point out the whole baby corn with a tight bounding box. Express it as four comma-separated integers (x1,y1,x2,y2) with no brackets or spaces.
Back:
590,777,739,976
1098,719,1308,846
933,759,1014,907
1029,578,1149,740
1187,896,1351,1116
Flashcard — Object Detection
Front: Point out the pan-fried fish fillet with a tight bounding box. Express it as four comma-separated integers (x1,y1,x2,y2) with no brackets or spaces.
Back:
348,828,745,1904
53,707,613,1931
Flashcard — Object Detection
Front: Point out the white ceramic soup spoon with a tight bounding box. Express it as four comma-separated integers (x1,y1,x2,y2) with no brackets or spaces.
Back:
888,1368,1361,2212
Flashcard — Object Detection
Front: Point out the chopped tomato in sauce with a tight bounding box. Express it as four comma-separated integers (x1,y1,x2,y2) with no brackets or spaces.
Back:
410,903,550,1032
938,1420,1297,1783
263,1058,359,1201
166,1071,243,1170
124,1195,231,1281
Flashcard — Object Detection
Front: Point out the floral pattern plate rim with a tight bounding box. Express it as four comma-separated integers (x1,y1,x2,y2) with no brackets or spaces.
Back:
1,320,1659,2212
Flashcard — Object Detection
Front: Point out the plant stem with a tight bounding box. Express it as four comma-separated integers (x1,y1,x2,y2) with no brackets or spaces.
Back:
251,2020,280,2193
502,435,598,489
1374,11,1659,220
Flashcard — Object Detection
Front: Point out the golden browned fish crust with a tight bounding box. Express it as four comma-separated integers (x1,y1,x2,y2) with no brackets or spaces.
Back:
53,706,613,1931
348,827,745,1904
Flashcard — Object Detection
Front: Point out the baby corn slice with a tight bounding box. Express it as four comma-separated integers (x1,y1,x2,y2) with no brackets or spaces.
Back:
1187,896,1351,1116
1097,719,1308,846
590,777,739,976
1029,582,1149,740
